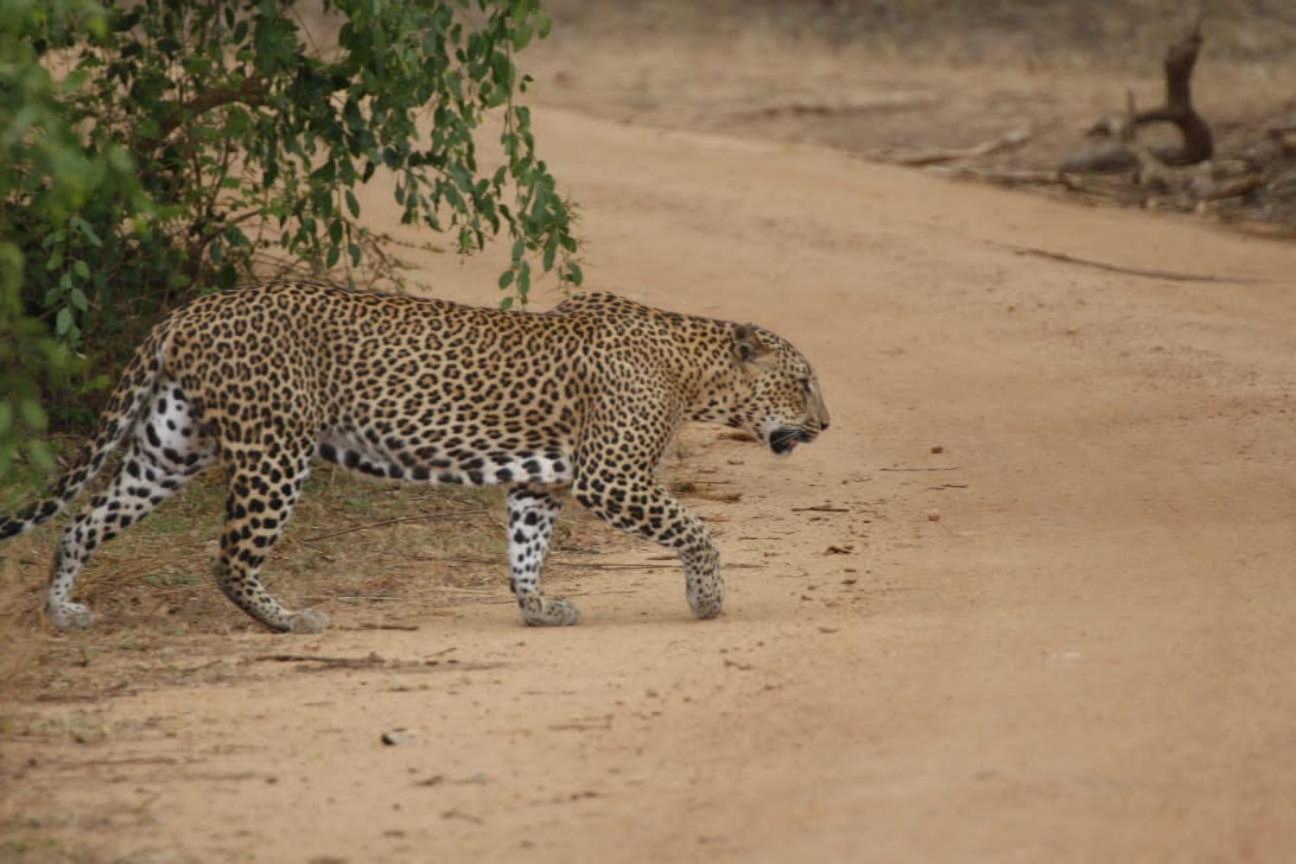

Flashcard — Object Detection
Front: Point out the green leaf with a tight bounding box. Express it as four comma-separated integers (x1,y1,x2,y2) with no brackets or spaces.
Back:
69,216,102,247
27,439,56,473
19,399,48,432
517,261,531,298
55,307,74,336
498,269,513,290
345,189,360,218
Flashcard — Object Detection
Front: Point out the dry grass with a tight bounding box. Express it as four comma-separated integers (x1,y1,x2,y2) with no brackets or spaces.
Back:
525,0,1296,233
543,0,1296,70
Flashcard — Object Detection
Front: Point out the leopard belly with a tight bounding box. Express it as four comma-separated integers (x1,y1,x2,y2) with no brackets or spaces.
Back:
315,429,573,487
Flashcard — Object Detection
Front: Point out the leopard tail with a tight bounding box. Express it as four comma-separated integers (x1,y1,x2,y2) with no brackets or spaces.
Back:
0,323,169,541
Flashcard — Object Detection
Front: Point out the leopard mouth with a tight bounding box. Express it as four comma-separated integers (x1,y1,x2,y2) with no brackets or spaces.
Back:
769,426,815,455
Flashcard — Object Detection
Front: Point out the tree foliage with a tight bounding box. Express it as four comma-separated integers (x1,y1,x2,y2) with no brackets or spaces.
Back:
0,0,579,483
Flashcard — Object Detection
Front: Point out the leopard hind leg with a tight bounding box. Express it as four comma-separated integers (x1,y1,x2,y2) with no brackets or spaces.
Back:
47,380,217,629
507,485,580,626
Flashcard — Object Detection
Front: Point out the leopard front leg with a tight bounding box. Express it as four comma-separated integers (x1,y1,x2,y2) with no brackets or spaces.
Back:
506,486,580,626
573,472,723,620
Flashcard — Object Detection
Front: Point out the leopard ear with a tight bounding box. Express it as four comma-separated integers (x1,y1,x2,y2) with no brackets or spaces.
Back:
733,323,770,363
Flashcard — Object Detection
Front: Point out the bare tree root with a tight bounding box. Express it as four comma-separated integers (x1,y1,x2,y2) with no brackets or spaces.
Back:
1066,16,1213,174
1132,14,1212,165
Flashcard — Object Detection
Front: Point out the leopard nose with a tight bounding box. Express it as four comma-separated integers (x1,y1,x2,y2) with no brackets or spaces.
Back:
821,419,830,431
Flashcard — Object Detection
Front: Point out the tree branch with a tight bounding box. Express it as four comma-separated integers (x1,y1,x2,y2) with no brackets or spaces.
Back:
138,78,266,154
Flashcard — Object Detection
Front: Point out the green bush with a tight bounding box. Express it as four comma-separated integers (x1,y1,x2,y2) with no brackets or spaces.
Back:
0,0,579,484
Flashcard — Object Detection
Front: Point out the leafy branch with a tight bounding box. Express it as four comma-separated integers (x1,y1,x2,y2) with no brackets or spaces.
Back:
0,0,581,482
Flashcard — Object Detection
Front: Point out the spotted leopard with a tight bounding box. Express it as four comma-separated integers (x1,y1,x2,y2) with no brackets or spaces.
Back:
0,281,830,632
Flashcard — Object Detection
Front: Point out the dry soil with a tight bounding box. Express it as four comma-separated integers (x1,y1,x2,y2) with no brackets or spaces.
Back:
4,37,1296,864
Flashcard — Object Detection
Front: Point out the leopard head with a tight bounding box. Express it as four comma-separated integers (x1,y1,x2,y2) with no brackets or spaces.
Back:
727,323,830,456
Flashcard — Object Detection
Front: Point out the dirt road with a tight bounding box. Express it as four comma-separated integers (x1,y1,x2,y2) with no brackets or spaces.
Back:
5,103,1296,861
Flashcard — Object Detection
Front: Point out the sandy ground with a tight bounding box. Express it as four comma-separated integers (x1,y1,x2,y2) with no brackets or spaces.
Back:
6,39,1296,864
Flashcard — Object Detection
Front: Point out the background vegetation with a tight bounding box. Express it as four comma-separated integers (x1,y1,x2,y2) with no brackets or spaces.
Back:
0,0,579,485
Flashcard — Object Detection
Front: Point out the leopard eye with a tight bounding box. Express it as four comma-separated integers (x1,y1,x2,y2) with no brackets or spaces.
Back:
800,377,813,394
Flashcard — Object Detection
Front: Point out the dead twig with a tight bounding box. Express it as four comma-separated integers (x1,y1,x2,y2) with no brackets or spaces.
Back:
670,482,743,503
790,505,851,513
252,651,502,674
548,714,613,732
49,756,183,770
879,467,961,473
343,623,421,632
1008,246,1263,284
253,652,385,668
302,509,487,544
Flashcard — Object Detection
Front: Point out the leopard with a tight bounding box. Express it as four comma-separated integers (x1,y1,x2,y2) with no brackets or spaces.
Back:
0,280,830,633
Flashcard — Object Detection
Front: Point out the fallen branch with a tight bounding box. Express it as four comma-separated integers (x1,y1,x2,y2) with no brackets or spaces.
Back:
735,92,938,120
1201,175,1265,201
1008,246,1263,284
872,127,1031,167
930,166,1072,187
